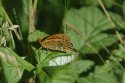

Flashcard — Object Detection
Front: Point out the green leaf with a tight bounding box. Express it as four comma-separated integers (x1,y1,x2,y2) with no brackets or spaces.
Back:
64,6,117,54
0,47,35,83
81,34,117,53
109,12,125,30
112,44,125,61
77,65,117,83
102,0,116,8
122,71,125,83
82,0,98,5
77,72,117,83
70,60,94,74
33,46,76,67
37,60,94,83
28,30,48,42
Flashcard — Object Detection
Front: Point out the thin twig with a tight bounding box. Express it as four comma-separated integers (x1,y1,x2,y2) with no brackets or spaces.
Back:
98,0,123,44
33,0,38,18
64,21,85,38
87,43,105,63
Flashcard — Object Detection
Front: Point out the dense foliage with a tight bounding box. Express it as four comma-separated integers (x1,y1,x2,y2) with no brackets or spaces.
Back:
0,0,125,83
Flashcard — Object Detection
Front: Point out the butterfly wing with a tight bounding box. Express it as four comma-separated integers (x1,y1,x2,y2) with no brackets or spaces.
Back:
39,34,73,52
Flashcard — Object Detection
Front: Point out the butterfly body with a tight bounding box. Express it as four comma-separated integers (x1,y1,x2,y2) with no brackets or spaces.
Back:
38,34,73,52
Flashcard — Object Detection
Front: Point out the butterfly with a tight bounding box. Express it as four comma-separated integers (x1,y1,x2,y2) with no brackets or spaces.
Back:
38,34,73,52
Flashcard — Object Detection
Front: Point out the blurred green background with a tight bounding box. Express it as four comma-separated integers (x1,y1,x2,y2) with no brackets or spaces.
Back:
1,0,125,83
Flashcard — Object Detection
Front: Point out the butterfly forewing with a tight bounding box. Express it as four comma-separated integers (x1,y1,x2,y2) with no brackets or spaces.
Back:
38,34,73,52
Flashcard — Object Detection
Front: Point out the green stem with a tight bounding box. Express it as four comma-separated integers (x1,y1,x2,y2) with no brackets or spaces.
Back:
36,64,47,82
28,0,35,33
2,6,22,41
2,7,15,49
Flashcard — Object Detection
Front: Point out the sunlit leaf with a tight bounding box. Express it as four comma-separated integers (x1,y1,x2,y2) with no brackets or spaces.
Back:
64,6,117,54
0,47,35,83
